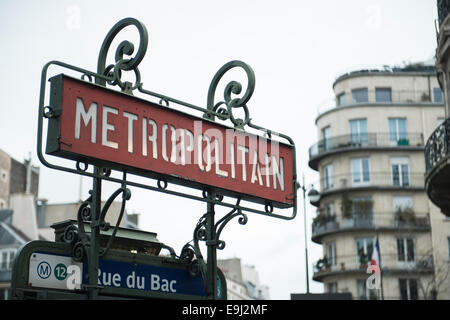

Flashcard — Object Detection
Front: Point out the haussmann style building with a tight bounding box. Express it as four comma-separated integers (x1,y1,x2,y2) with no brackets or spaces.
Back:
422,1,450,300
308,63,449,299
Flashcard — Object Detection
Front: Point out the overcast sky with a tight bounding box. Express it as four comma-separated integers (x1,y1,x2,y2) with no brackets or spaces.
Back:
0,0,439,299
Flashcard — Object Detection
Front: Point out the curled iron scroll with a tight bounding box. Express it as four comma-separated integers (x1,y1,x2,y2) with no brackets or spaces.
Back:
204,60,255,129
96,17,148,92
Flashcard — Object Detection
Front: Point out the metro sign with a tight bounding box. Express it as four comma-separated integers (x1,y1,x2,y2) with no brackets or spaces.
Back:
46,74,295,208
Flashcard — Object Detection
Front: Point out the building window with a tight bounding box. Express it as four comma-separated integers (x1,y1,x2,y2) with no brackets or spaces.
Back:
324,164,334,190
357,279,378,300
352,197,373,225
399,279,418,300
322,126,331,151
337,93,346,106
326,242,337,267
352,88,369,103
393,195,415,226
393,196,413,214
0,249,16,271
356,238,374,267
376,88,392,102
388,118,408,144
397,238,415,263
433,87,443,103
349,119,368,145
327,282,338,293
325,202,334,217
391,158,410,187
351,158,370,185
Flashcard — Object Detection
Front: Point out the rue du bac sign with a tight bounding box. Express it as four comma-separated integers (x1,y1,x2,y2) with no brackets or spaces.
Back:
46,74,294,208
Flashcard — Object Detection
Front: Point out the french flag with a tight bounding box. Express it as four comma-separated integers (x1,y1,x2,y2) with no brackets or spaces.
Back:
371,238,380,268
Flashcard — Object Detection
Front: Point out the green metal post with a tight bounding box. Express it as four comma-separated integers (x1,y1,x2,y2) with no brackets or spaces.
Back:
302,174,310,294
206,192,218,300
88,166,102,299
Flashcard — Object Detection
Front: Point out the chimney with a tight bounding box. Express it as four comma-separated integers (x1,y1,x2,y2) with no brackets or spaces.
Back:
25,152,32,194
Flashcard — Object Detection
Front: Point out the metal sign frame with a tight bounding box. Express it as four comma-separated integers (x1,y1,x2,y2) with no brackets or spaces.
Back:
34,17,298,300
44,73,295,208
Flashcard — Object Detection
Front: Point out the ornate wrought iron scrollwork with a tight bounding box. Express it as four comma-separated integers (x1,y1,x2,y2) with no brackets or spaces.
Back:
62,224,79,245
96,17,148,94
213,198,247,251
178,213,208,281
61,194,93,262
425,119,450,174
99,184,132,257
204,60,255,129
180,197,247,286
63,175,132,262
72,242,87,262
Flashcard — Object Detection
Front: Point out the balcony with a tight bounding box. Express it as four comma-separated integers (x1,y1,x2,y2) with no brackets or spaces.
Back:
438,0,450,26
317,89,443,118
314,172,425,198
309,133,424,170
312,253,434,282
425,118,450,217
311,212,430,244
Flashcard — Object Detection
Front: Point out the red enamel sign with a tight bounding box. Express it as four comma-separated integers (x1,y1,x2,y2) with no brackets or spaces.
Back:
46,74,294,208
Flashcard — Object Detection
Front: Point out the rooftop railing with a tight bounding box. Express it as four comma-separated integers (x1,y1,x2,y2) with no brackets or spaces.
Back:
317,89,443,117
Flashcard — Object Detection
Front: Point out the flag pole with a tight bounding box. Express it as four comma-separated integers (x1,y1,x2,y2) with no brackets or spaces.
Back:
375,228,385,300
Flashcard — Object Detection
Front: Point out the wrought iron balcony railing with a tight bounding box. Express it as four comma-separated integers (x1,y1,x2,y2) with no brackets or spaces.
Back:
315,171,425,195
438,0,450,26
424,117,450,217
311,212,430,243
309,132,424,160
425,118,450,175
312,253,434,281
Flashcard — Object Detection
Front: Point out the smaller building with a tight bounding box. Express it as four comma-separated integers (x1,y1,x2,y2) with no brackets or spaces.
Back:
217,258,270,300
242,264,270,300
0,149,39,209
36,201,139,240
0,209,32,299
0,149,141,299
